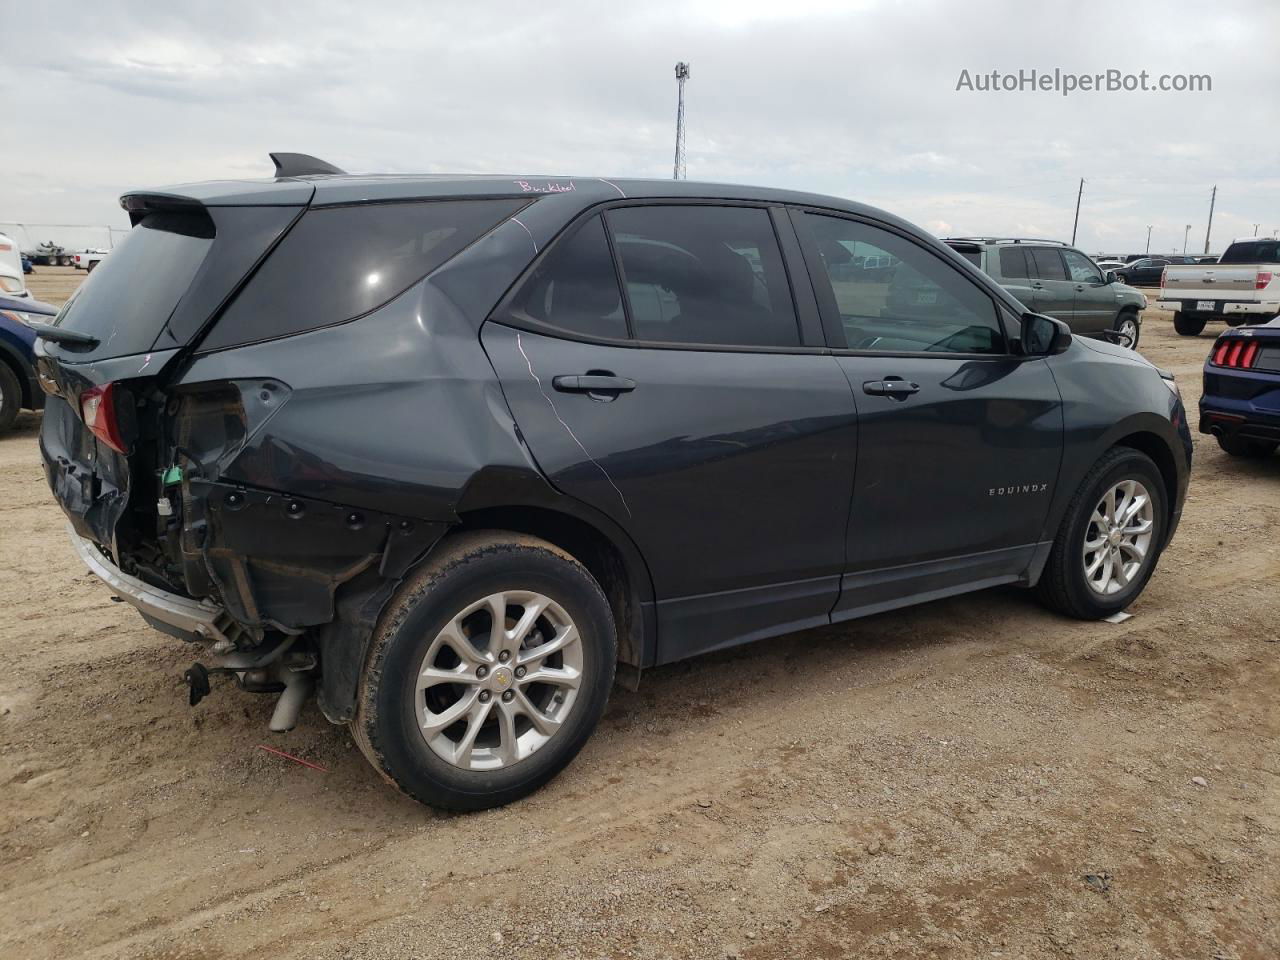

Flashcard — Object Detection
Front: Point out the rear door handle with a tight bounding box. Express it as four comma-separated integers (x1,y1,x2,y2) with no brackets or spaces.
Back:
552,374,636,394
1030,281,1044,289
863,379,920,398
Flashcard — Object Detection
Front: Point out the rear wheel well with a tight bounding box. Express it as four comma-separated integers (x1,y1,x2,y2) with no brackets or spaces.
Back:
452,507,644,667
1113,432,1177,537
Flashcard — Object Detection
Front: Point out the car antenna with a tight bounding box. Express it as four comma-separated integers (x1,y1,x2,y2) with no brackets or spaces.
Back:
269,153,348,178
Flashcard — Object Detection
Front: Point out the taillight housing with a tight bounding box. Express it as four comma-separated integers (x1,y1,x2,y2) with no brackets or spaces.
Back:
1211,338,1259,370
1159,268,1167,288
80,383,130,453
1256,271,1273,291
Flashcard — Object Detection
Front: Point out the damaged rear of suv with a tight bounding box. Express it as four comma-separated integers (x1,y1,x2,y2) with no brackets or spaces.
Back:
39,156,1190,811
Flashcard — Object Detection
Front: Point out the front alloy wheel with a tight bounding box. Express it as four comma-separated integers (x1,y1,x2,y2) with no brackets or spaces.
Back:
1081,480,1154,596
1115,315,1140,349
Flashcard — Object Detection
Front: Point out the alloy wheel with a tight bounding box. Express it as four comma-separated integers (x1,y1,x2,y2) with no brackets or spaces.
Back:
1117,317,1139,349
1082,479,1154,596
414,591,583,770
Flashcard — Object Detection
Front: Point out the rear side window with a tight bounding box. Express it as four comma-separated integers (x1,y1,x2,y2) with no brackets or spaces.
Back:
1029,247,1068,281
1220,240,1280,264
203,198,527,350
51,210,214,359
998,246,1029,279
607,205,800,347
509,215,627,340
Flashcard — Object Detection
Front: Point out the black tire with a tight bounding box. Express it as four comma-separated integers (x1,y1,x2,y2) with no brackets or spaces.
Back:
0,361,22,435
1216,435,1277,459
1172,312,1206,336
1224,315,1247,328
1036,447,1167,620
1114,309,1141,349
353,531,617,811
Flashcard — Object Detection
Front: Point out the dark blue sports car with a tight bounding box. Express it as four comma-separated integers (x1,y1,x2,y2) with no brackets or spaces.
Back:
0,292,57,433
1200,317,1280,458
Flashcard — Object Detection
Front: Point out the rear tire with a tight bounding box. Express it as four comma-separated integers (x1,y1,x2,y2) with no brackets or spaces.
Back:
1216,435,1277,458
352,531,617,811
1172,312,1206,336
1036,447,1167,620
0,362,21,434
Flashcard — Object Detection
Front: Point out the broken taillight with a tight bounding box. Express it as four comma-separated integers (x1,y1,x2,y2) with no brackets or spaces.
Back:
80,382,129,453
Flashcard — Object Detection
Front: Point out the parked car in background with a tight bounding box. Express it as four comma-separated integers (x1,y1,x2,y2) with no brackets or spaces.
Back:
1096,259,1126,272
21,254,33,274
35,157,1190,810
0,292,55,433
72,249,108,272
1157,238,1280,336
1197,256,1219,265
30,241,71,267
1115,256,1199,286
1199,318,1280,458
943,237,1147,347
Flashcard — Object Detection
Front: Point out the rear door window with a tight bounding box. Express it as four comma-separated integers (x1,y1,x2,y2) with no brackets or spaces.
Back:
203,198,528,350
508,215,628,340
1029,247,1068,281
606,205,800,348
50,210,214,359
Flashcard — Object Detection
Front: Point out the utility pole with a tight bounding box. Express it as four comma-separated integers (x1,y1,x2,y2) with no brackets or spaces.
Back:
1253,224,1260,236
1203,184,1216,255
1145,225,1153,254
1071,178,1084,245
1183,224,1192,254
672,62,690,181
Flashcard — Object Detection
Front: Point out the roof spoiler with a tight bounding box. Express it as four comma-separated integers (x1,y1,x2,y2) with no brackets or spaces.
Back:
270,152,347,178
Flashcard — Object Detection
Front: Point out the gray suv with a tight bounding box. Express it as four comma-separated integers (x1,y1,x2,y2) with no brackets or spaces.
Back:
944,238,1147,348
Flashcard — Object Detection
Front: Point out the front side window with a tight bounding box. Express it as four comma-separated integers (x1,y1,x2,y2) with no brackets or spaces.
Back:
606,205,800,347
1062,249,1102,283
510,215,627,340
802,213,1004,354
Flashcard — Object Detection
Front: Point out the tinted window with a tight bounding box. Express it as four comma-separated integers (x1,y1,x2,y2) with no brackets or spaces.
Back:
803,214,1003,354
999,246,1030,279
510,215,627,340
1221,240,1280,264
52,210,213,359
947,245,982,268
607,206,799,347
1029,247,1068,281
1062,249,1102,283
205,198,527,349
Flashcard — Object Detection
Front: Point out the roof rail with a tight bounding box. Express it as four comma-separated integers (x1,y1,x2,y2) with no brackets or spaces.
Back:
942,236,1068,246
269,152,348,178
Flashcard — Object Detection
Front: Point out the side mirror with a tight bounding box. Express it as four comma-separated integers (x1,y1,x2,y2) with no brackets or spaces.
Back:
1105,270,1118,284
1020,312,1072,356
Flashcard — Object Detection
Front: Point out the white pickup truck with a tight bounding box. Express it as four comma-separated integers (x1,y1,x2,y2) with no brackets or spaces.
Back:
1157,237,1280,335
72,249,108,272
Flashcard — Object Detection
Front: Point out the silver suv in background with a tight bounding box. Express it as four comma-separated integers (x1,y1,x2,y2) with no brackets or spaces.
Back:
945,238,1147,348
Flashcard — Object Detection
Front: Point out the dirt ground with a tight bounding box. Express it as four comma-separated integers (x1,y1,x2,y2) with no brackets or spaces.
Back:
2,267,1277,960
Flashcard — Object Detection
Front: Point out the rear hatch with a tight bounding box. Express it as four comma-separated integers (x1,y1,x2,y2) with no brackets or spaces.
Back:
37,188,309,577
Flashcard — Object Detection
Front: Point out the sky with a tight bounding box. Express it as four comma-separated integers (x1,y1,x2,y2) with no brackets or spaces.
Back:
3,0,1277,255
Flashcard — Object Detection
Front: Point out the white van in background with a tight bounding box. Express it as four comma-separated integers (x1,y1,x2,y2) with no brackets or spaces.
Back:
0,233,29,298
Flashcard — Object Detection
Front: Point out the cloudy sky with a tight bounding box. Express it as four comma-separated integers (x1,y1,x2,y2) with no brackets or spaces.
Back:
4,0,1277,254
